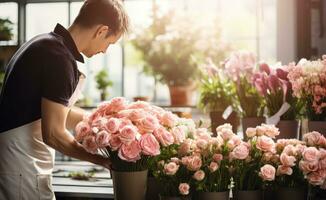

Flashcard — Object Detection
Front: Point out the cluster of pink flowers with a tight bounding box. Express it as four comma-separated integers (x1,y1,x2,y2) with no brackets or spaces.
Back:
75,97,195,162
288,56,326,114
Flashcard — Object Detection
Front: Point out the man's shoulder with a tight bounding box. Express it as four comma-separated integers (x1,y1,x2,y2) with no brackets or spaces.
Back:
28,32,67,55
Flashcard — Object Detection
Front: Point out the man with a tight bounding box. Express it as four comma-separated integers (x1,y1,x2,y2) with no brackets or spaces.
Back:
0,0,129,199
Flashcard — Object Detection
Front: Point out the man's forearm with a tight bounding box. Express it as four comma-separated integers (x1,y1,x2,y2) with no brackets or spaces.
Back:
66,107,86,130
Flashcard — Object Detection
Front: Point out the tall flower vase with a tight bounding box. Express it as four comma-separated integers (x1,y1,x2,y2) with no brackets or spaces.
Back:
242,117,265,140
276,120,300,139
194,191,230,200
308,120,326,136
276,188,307,200
210,111,239,136
168,85,194,106
111,170,148,200
233,190,262,200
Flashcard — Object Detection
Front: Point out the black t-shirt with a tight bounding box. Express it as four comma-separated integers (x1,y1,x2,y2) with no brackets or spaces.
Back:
0,23,84,133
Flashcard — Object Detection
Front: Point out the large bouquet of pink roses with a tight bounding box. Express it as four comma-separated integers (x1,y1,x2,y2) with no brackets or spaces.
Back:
74,97,193,171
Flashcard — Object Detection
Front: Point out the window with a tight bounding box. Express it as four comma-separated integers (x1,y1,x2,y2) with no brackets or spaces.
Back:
0,2,18,45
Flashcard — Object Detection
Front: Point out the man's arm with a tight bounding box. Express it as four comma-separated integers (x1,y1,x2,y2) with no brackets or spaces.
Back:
66,106,86,130
41,98,110,168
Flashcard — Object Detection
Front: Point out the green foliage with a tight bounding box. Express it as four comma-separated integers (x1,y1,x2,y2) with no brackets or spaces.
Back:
95,69,113,100
0,18,13,41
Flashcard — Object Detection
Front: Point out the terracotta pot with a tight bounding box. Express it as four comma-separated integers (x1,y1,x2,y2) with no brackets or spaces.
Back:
133,96,150,102
112,170,148,200
308,121,326,136
242,117,265,140
194,191,230,200
210,111,239,136
276,120,300,139
276,188,306,200
233,190,262,200
168,85,194,106
146,177,160,200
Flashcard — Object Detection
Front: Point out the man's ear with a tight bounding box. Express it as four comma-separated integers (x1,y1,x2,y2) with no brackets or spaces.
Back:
95,25,109,38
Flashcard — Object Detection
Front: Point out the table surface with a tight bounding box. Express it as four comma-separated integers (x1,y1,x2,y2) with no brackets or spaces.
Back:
53,161,114,199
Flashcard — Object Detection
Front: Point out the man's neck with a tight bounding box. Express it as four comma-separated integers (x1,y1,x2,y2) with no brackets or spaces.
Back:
68,25,88,53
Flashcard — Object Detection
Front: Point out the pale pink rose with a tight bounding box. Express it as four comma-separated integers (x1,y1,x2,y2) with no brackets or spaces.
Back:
296,144,307,155
283,145,296,156
138,116,160,134
246,127,257,138
216,123,233,133
95,130,110,148
280,153,296,167
276,139,289,152
91,127,99,134
119,125,138,145
179,183,190,195
106,97,128,113
119,118,133,129
171,157,180,164
307,171,325,186
195,128,211,141
82,136,98,154
317,136,326,147
320,149,326,159
187,156,202,171
109,134,122,151
91,117,108,129
259,164,276,181
229,135,241,147
231,143,249,160
171,126,186,144
299,160,319,173
75,121,91,142
277,165,293,176
304,131,322,146
160,111,178,128
118,140,141,162
181,156,191,166
153,126,174,147
256,136,276,153
256,125,267,136
139,134,160,156
218,128,234,141
196,139,208,149
213,154,223,162
262,152,274,162
105,117,121,133
164,162,179,175
128,109,147,122
319,158,326,170
209,162,219,172
178,139,193,156
303,147,320,162
263,124,280,138
127,101,150,109
193,170,205,181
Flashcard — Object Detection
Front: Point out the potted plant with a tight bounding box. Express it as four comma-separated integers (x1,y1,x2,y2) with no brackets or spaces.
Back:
288,57,326,136
95,69,113,101
132,10,204,106
252,63,304,139
198,59,239,134
0,18,13,41
224,51,265,137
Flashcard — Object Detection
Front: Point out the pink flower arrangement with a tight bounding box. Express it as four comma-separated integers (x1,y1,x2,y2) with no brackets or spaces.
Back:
75,97,194,171
288,56,326,120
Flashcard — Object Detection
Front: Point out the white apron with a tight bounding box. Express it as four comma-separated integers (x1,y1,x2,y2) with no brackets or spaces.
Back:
0,74,85,200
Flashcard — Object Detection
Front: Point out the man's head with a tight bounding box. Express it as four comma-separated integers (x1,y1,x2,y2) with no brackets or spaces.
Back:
72,0,130,57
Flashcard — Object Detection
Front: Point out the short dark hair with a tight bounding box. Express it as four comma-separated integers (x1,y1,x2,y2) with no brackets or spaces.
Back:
73,0,130,36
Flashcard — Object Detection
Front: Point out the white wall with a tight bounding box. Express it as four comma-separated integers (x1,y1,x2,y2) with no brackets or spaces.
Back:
276,0,297,63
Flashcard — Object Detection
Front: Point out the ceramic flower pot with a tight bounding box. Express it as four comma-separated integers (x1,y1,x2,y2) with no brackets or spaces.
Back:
194,190,230,200
233,190,262,200
276,120,300,139
168,85,194,106
242,117,265,140
111,170,148,200
276,188,306,200
210,111,239,136
308,120,326,136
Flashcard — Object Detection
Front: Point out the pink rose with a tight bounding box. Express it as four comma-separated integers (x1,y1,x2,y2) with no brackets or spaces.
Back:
231,143,249,160
164,162,179,175
118,140,141,162
187,156,202,171
179,183,190,195
128,109,147,122
218,128,234,141
262,152,274,162
75,121,91,142
95,130,110,148
178,139,193,156
246,128,257,138
216,123,233,132
303,147,320,162
128,101,150,109
181,156,190,166
171,157,180,164
160,112,178,128
119,118,133,129
280,153,296,167
109,134,122,151
283,145,296,156
209,162,219,172
171,126,186,144
196,139,208,149
307,171,325,186
91,117,108,129
106,97,128,113
304,131,322,146
140,134,160,156
193,170,205,181
317,136,326,147
259,164,276,181
263,124,280,138
256,136,276,153
138,116,160,134
299,160,319,173
82,136,98,154
153,126,174,147
105,118,120,133
277,165,293,176
195,128,211,141
276,139,289,152
213,154,223,162
119,125,138,145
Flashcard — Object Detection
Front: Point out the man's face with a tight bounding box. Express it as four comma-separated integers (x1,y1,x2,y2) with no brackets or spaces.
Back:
83,26,121,58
